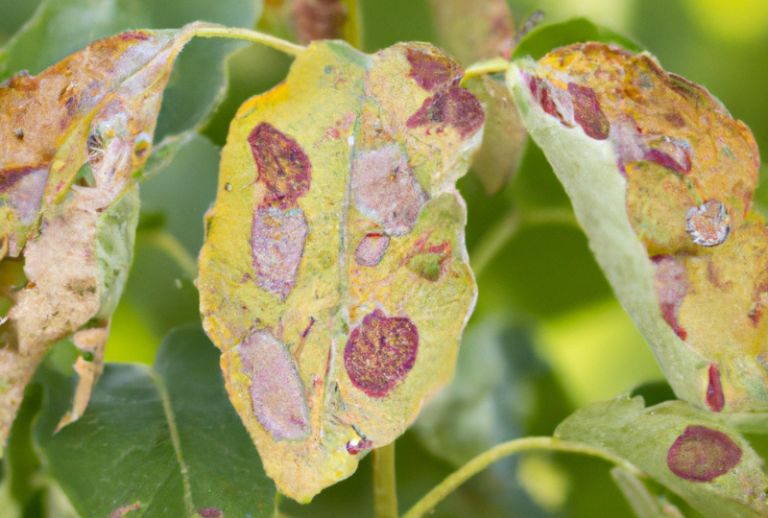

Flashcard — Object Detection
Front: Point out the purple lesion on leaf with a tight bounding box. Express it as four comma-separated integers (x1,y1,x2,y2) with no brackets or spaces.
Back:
706,363,725,412
0,166,48,225
406,47,462,91
235,329,310,441
248,123,312,299
652,255,688,341
248,122,311,210
667,425,741,482
406,87,485,138
344,309,418,398
351,143,428,236
567,82,610,140
355,233,390,267
197,508,222,518
251,207,309,300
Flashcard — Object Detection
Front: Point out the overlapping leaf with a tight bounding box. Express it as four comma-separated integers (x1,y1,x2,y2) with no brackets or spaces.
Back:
34,326,276,518
557,394,768,517
508,41,768,413
198,40,482,500
0,24,201,448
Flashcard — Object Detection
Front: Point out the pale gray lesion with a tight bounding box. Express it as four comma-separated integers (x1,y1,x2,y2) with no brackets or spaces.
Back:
354,233,390,267
251,207,310,300
350,142,429,237
236,329,310,441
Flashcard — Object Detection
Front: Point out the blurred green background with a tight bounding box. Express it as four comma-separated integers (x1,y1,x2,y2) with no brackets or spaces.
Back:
3,0,768,517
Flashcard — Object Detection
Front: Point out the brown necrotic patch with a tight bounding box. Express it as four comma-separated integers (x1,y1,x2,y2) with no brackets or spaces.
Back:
291,0,348,44
235,329,310,441
667,425,741,482
344,309,418,398
248,122,311,210
407,87,485,138
249,123,312,299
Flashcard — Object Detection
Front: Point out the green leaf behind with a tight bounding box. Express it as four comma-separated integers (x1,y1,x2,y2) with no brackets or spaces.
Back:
34,325,275,518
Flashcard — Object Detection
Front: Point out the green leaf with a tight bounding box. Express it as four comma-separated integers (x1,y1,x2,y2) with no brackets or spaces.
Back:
511,18,643,62
0,0,261,165
556,394,768,518
611,467,687,518
33,325,276,518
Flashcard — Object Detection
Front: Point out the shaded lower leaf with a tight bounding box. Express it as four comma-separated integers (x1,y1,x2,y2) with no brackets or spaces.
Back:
611,467,686,518
33,325,275,518
464,76,527,195
555,394,768,518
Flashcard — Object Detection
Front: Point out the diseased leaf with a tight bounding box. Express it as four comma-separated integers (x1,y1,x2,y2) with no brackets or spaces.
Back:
0,0,261,169
556,394,768,518
198,40,482,501
0,25,199,448
34,325,276,518
258,0,362,48
508,43,768,414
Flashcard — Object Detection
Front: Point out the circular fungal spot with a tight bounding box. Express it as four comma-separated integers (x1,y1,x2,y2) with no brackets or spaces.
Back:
686,201,730,247
344,309,418,398
667,425,742,482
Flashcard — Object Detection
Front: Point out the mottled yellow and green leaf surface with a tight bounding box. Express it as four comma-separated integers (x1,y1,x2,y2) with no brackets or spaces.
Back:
509,43,768,414
0,25,199,446
198,40,482,500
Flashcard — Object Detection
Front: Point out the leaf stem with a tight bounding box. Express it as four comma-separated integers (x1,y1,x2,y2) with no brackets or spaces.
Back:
471,207,578,278
137,230,198,279
401,437,643,518
373,442,398,518
192,25,306,56
460,58,511,85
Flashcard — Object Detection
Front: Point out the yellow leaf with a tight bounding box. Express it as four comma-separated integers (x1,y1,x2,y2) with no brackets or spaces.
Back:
198,40,482,500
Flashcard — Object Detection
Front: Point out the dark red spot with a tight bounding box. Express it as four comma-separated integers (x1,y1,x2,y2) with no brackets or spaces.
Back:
539,87,561,120
645,148,689,174
667,425,741,482
406,47,462,91
652,255,688,341
302,317,316,339
568,83,610,140
346,437,373,455
706,364,725,412
344,309,418,398
109,503,140,518
120,31,151,41
198,508,222,518
406,87,485,138
249,123,311,210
